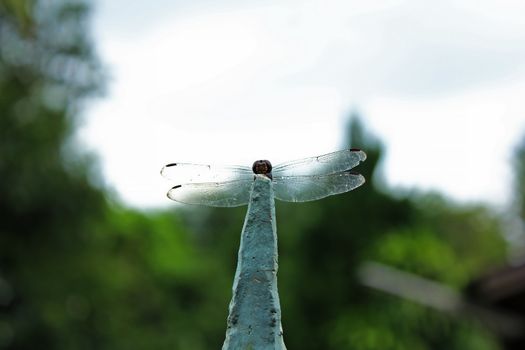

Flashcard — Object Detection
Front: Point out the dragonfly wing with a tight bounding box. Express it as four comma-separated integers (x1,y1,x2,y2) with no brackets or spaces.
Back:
273,172,365,202
272,149,366,177
167,179,253,207
161,163,253,183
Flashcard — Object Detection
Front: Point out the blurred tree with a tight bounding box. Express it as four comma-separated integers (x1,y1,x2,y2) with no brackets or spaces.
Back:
0,0,106,348
274,115,504,350
0,2,235,348
275,116,416,349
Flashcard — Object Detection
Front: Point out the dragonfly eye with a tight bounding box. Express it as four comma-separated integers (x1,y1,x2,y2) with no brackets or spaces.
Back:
252,160,272,175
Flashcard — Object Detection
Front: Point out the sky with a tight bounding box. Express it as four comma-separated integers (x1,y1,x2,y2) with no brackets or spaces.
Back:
79,0,525,208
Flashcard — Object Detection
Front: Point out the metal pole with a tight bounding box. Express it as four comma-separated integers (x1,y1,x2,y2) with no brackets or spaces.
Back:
222,175,287,350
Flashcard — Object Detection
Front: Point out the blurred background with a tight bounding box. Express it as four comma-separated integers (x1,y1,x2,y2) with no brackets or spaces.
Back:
1,0,525,349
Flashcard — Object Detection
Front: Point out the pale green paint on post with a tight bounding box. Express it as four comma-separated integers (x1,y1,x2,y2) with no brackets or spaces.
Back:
222,175,287,350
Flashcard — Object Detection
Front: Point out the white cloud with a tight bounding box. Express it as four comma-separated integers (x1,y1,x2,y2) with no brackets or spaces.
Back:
82,0,525,208
363,78,525,204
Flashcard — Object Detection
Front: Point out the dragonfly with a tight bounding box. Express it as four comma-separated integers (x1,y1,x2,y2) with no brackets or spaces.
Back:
161,149,366,207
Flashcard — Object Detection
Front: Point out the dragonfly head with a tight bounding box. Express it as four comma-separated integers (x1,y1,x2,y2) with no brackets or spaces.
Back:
252,160,272,176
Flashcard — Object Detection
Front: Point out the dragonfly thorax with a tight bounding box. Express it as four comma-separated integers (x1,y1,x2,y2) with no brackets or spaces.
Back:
252,160,272,176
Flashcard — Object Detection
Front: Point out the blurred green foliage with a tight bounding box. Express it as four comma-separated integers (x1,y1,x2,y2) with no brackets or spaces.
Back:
0,1,517,349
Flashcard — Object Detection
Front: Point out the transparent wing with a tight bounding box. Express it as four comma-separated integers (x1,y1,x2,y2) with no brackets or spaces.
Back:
161,163,253,183
273,171,365,202
273,149,366,177
167,179,253,207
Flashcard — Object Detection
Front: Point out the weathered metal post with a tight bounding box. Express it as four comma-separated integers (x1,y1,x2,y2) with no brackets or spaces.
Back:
222,174,287,350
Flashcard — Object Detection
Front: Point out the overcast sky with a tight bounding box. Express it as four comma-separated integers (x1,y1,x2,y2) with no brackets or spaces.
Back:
80,0,525,208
